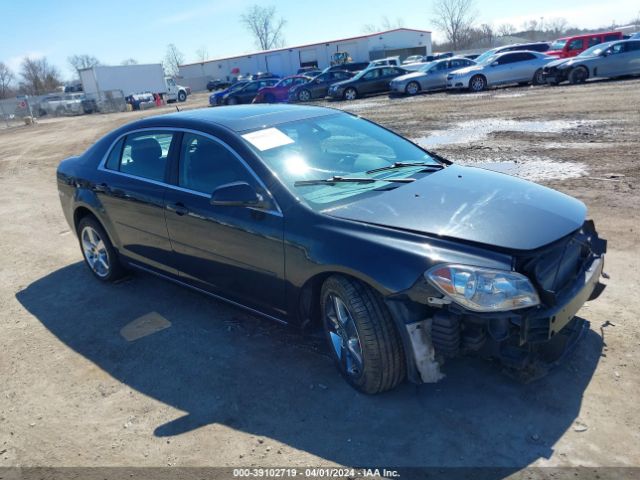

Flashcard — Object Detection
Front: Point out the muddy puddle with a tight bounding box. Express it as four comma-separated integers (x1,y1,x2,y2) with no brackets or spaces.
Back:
415,119,596,147
457,158,588,182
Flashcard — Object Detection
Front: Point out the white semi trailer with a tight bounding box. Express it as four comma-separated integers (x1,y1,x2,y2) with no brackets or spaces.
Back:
79,64,190,102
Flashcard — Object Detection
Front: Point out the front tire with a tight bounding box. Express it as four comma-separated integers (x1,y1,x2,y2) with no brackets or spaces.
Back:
532,69,544,85
77,216,125,282
178,91,187,102
343,87,358,101
297,89,311,102
569,67,588,84
405,81,420,96
469,75,487,92
321,275,406,394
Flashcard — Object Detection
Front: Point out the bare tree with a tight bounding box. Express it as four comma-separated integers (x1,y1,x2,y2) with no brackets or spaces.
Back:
522,19,539,40
163,44,185,76
545,18,569,36
362,16,406,33
0,62,15,99
240,5,286,50
431,0,477,50
121,58,138,65
480,23,494,46
195,46,209,63
68,54,100,77
19,57,61,95
497,23,516,37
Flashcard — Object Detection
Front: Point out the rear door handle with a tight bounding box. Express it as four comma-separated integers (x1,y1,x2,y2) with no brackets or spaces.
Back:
168,202,189,216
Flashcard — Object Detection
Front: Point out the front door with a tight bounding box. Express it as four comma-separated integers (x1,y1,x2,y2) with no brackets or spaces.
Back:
97,130,177,274
164,132,286,316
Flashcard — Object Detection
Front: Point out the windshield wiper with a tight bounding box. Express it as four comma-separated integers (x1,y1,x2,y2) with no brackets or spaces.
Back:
366,162,445,174
294,176,415,187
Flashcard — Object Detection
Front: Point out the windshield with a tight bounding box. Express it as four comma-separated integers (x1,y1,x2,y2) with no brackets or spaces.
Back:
578,43,611,57
241,114,440,211
550,39,567,50
474,49,499,64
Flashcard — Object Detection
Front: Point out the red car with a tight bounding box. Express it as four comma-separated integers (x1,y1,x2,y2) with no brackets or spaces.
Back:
547,31,623,58
253,75,312,103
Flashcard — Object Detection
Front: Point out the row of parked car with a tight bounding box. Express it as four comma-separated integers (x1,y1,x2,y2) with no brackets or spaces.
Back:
207,31,639,106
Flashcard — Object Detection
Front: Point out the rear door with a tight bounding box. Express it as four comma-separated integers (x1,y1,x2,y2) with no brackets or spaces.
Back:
163,132,286,315
97,130,177,274
509,52,538,81
625,41,640,75
236,82,261,103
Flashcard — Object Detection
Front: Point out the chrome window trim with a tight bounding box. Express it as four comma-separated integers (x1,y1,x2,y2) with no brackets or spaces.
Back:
97,126,283,216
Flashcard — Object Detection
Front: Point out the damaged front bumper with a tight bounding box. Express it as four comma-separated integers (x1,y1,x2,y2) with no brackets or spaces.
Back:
387,224,607,385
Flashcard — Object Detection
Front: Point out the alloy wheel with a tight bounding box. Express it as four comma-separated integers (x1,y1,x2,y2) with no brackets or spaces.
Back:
324,294,363,377
406,82,419,95
344,88,357,101
81,226,110,278
470,76,486,92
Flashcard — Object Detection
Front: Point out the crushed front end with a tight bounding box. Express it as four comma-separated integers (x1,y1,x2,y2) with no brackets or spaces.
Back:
389,220,607,383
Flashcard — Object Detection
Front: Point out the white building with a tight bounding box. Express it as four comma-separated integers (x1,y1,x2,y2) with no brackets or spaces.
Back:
178,28,432,91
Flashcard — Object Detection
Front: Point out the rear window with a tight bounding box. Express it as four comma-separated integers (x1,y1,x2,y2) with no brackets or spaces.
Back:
604,34,621,42
568,39,584,51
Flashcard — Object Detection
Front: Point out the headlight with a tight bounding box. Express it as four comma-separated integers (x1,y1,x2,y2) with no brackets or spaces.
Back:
426,264,540,312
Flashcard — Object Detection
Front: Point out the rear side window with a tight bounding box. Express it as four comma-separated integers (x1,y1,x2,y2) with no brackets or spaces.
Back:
179,133,255,195
627,41,640,51
588,37,601,47
118,132,174,182
105,138,124,171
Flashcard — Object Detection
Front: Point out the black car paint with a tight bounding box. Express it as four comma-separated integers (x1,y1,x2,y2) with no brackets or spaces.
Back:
222,79,279,104
288,71,354,101
57,105,606,384
327,66,409,99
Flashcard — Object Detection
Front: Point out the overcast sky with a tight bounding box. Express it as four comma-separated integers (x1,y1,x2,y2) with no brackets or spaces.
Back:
1,0,638,79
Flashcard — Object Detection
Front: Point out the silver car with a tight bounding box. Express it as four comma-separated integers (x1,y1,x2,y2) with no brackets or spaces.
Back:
390,57,476,95
447,51,551,92
543,40,640,84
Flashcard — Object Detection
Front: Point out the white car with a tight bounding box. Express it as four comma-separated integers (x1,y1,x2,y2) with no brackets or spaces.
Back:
447,51,551,92
368,56,401,68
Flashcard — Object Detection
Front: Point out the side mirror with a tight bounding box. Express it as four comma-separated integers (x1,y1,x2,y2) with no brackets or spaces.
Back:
210,182,269,209
602,50,610,57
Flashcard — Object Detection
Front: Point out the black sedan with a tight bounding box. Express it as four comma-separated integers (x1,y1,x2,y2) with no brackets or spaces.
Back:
289,70,353,102
221,79,279,105
57,105,607,394
327,66,408,100
206,79,231,91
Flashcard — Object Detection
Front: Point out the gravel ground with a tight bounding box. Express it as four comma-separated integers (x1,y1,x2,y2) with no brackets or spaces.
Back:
1,79,639,476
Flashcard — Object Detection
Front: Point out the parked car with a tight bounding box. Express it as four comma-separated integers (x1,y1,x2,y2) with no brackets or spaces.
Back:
543,39,640,84
57,104,607,394
323,62,369,74
289,70,354,102
209,81,248,106
37,93,85,116
474,42,551,65
297,66,322,75
253,75,312,103
206,79,231,91
547,31,623,58
222,79,279,105
390,57,476,95
368,56,401,68
402,55,426,65
447,51,551,92
631,32,640,40
251,72,280,80
327,66,408,100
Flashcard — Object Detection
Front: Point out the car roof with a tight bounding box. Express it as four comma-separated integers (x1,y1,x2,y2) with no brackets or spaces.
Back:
133,104,338,133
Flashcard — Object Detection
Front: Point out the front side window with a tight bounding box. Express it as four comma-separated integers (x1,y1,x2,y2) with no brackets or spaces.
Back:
114,131,174,182
242,114,440,211
179,133,254,195
568,39,584,51
362,70,380,80
610,43,625,54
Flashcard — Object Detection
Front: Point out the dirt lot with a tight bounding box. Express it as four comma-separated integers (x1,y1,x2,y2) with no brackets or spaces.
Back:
1,80,639,476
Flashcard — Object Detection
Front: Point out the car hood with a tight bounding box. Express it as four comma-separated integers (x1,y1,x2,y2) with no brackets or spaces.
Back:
394,71,426,82
545,50,564,57
324,164,586,251
450,65,483,75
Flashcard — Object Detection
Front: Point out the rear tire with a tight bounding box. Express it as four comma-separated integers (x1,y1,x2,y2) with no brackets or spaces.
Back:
569,67,588,84
321,275,406,394
297,89,311,102
77,216,125,282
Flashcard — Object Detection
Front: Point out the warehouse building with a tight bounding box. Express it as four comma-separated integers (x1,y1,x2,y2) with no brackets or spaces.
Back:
178,28,432,91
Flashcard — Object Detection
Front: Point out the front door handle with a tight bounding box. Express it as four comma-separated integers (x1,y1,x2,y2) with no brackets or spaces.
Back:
168,202,189,216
